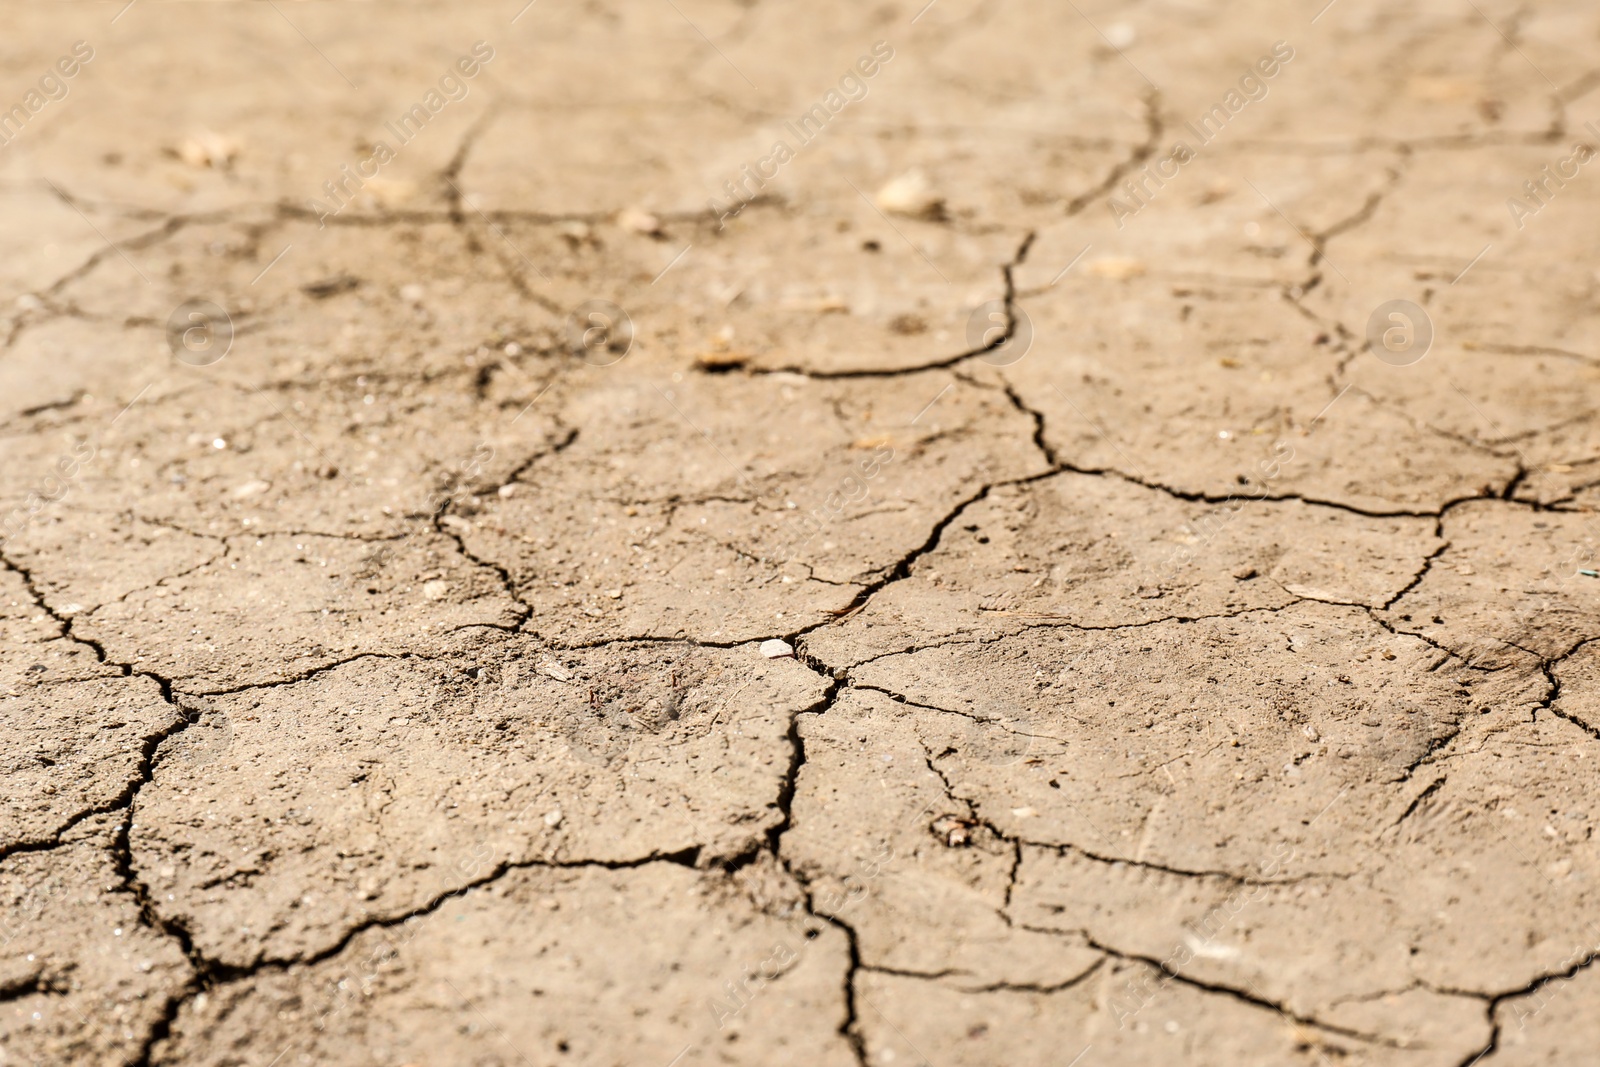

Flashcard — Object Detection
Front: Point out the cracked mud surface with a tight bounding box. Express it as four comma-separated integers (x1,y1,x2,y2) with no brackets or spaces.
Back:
4,2,1600,1065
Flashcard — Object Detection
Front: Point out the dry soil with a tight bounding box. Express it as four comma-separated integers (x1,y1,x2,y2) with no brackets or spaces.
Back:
4,2,1600,1066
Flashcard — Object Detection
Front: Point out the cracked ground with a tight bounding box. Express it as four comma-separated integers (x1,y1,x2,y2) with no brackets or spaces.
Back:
4,2,1600,1065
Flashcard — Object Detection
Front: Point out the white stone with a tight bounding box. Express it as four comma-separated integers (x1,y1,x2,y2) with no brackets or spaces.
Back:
874,170,942,218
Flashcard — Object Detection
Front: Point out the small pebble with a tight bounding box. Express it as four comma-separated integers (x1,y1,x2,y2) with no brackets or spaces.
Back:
618,207,662,235
175,130,239,169
422,580,449,600
760,639,795,659
1104,21,1137,48
874,170,943,219
1087,256,1147,280
933,816,971,847
543,809,563,828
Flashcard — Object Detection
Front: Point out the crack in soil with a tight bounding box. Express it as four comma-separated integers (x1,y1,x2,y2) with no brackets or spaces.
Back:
14,77,1600,1063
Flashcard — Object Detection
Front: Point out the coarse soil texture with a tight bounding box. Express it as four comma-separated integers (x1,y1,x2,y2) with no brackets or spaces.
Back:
4,2,1600,1066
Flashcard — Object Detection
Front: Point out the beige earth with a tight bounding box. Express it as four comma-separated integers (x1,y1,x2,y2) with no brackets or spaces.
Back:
5,1,1600,1065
